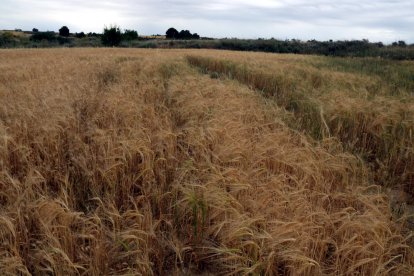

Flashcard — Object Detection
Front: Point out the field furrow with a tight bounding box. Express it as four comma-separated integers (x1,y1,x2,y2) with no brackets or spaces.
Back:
187,54,414,198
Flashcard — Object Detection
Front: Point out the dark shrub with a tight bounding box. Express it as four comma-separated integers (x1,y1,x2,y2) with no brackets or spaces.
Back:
177,30,192,39
59,26,70,37
88,32,101,37
57,36,70,45
102,25,122,46
75,32,86,38
31,31,56,42
122,29,138,41
0,32,15,47
398,41,407,47
166,28,179,39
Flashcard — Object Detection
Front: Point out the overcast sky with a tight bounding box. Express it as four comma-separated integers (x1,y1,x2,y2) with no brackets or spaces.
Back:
0,0,412,43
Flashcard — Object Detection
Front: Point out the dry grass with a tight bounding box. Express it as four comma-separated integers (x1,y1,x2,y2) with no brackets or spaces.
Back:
187,53,414,197
0,48,413,275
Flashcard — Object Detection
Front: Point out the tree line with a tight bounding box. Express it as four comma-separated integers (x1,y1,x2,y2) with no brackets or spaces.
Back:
1,25,413,60
166,28,200,39
25,25,201,46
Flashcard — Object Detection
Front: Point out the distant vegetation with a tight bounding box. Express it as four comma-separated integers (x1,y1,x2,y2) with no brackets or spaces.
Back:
0,25,413,60
59,26,70,37
31,31,56,42
122,29,139,41
101,25,122,46
166,27,200,39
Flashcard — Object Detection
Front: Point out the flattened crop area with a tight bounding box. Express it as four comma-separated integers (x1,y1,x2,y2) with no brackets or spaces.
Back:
0,48,413,275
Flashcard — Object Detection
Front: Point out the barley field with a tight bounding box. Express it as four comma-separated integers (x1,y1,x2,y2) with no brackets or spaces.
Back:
0,48,414,275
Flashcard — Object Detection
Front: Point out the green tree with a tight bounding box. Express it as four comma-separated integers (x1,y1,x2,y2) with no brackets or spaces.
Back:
59,26,70,37
166,27,179,39
122,29,138,41
398,40,407,47
178,30,192,39
102,25,122,46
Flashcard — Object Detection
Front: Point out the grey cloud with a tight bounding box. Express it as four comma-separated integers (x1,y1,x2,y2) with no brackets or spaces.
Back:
0,0,412,42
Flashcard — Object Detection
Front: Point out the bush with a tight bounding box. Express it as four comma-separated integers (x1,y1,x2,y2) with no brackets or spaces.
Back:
2,32,14,40
75,32,86,38
102,25,122,46
57,36,71,45
0,32,15,47
122,29,138,41
87,32,101,38
31,31,56,42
